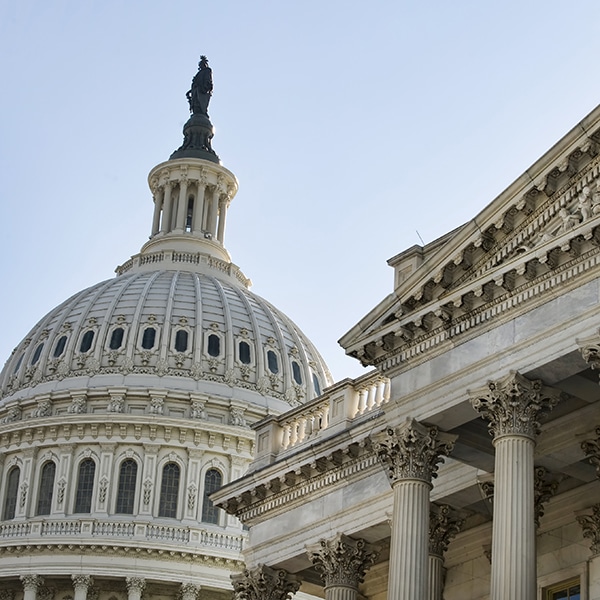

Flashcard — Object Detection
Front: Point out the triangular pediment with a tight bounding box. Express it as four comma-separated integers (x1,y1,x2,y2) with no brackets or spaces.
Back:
341,102,600,370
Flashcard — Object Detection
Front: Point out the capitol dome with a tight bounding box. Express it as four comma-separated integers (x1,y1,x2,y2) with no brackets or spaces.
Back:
0,58,331,599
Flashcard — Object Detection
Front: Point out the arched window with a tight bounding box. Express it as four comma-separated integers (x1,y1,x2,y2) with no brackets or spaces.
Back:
239,341,251,364
53,335,67,357
158,462,180,518
3,466,20,520
175,330,188,352
185,196,194,232
292,361,303,385
79,330,95,353
12,354,23,374
31,343,44,365
36,461,56,516
201,469,222,524
142,327,156,350
115,459,138,514
74,458,96,513
109,327,124,350
207,334,220,357
267,350,279,374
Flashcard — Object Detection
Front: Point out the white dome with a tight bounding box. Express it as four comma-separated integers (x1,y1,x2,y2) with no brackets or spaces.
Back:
0,269,332,410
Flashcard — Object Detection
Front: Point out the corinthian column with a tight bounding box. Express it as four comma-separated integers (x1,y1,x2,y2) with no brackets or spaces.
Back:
20,576,43,600
232,565,300,600
72,575,93,600
126,577,146,600
307,533,379,600
428,504,463,600
470,371,561,600
180,583,201,600
372,418,455,600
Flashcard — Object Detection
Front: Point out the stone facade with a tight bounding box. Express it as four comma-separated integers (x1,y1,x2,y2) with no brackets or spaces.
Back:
214,102,600,599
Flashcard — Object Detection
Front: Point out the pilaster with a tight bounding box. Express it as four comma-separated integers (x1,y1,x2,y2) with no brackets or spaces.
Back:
371,418,455,600
231,565,300,600
470,371,562,600
307,533,379,600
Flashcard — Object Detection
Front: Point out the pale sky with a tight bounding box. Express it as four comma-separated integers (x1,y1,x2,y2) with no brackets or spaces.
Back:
2,1,600,381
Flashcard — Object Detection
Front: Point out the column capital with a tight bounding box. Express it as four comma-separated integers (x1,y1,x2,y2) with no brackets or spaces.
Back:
20,575,43,591
429,504,464,557
0,591,15,600
371,418,455,485
307,533,379,589
72,575,93,590
577,504,600,556
582,426,600,478
232,565,300,600
470,371,562,440
180,583,201,600
126,577,146,594
534,466,559,527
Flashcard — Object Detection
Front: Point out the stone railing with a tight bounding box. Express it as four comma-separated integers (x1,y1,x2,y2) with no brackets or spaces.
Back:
253,370,390,469
0,518,244,553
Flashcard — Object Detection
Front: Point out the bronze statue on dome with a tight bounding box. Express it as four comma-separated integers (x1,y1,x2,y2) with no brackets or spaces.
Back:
186,55,213,117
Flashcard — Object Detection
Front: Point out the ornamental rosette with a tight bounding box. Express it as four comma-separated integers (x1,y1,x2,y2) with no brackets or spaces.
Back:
307,534,379,588
231,565,300,600
371,418,455,485
470,371,562,440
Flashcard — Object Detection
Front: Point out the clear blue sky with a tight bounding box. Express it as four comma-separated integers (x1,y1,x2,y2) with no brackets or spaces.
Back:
2,1,600,381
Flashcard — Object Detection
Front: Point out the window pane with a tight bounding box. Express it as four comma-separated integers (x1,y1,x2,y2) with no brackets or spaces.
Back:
115,459,137,514
109,328,124,350
208,334,220,357
142,327,156,350
3,467,20,520
36,462,56,516
53,335,67,357
239,341,251,364
74,459,96,513
12,354,23,374
175,330,188,352
267,350,279,374
80,330,95,353
158,463,180,518
201,469,222,524
292,361,302,385
312,373,321,396
31,343,44,365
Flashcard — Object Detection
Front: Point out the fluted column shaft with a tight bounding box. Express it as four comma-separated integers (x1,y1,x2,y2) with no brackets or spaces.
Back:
428,555,444,600
217,197,228,242
492,434,536,599
175,179,190,231
160,182,173,233
151,188,163,235
192,182,207,233
389,479,430,599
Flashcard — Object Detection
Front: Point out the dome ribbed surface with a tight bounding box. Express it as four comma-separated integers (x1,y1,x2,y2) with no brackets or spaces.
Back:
0,270,332,408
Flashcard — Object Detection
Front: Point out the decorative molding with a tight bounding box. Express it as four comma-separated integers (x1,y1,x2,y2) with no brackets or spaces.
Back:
470,371,562,440
231,565,300,600
371,418,455,484
577,504,600,556
429,504,464,557
307,533,379,589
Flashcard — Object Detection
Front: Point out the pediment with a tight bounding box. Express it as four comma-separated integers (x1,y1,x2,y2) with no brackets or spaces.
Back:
341,103,600,369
